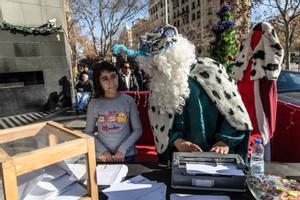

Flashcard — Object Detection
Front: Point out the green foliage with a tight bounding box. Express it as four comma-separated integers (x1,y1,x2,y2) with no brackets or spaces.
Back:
209,6,237,73
0,21,63,36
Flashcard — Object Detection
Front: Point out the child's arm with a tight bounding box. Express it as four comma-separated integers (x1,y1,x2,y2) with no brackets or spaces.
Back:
85,100,109,154
117,99,142,155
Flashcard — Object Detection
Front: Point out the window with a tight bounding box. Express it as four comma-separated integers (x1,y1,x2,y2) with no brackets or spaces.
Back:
192,2,195,9
197,11,200,18
192,13,195,20
0,71,44,85
208,7,212,15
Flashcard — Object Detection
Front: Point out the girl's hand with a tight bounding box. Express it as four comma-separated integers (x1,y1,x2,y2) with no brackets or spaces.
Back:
113,151,125,162
99,151,113,162
174,138,203,152
210,141,229,154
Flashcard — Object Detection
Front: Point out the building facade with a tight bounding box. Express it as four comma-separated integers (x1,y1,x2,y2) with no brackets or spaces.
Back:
118,17,152,50
131,17,152,49
118,24,133,49
0,0,72,117
148,0,251,56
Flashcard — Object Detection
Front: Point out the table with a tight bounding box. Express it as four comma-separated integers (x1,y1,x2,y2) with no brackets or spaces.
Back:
100,162,300,200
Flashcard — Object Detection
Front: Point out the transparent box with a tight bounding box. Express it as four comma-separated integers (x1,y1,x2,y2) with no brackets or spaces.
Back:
0,121,98,200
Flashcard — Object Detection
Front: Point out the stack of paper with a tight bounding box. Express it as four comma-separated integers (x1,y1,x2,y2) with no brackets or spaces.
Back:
17,164,87,200
103,175,166,200
170,194,231,200
96,164,128,185
186,163,244,176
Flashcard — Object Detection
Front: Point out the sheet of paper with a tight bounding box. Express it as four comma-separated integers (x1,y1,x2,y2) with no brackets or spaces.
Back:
123,176,165,200
54,182,88,200
123,175,157,184
135,183,166,200
186,163,244,176
19,164,67,199
18,164,87,200
97,164,128,185
170,194,231,200
64,163,87,182
103,176,166,200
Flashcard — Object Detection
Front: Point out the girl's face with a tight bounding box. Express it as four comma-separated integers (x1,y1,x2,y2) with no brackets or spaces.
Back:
99,70,119,95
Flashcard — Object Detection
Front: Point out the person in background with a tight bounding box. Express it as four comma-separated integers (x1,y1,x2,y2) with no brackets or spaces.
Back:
79,66,93,81
134,65,149,91
119,61,139,91
75,73,93,113
85,61,142,163
58,76,72,107
77,66,84,82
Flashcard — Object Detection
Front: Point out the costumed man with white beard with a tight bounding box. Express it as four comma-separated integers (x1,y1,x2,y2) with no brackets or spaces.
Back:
113,25,253,161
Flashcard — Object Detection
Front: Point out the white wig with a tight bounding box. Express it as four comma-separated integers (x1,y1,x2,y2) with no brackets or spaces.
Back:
138,35,196,114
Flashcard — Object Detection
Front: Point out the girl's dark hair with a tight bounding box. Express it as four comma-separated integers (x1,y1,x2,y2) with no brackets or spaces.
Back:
93,61,121,98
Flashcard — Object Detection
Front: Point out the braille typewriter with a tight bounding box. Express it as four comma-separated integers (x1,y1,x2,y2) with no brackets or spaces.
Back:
171,152,247,192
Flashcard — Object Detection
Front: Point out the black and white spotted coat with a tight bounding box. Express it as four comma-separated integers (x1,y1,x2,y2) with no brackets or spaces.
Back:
231,22,284,81
191,58,253,131
148,57,253,154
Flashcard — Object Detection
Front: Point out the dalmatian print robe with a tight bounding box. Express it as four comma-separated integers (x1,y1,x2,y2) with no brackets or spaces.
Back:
231,22,283,81
231,22,283,146
149,57,253,154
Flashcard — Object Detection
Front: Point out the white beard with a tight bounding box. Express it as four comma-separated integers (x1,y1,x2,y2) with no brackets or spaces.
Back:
138,36,196,114
137,36,196,153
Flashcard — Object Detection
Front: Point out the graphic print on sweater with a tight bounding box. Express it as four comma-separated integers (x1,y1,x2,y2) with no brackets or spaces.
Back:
97,111,128,133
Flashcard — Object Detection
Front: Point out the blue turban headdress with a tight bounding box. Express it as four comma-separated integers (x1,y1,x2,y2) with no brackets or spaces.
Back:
112,25,178,57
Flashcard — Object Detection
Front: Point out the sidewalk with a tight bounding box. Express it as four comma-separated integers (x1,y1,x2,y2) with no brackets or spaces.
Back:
43,108,87,131
0,107,80,130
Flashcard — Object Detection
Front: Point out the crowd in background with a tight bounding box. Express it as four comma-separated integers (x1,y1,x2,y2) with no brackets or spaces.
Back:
73,60,149,113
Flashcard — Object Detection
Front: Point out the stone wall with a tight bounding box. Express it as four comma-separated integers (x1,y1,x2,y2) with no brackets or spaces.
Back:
0,31,70,117
0,0,66,28
0,0,72,117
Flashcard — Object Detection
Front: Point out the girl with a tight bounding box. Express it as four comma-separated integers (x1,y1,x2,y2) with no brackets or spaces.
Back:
85,61,142,162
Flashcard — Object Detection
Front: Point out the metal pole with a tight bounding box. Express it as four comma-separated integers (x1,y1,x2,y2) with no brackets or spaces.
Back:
165,0,168,24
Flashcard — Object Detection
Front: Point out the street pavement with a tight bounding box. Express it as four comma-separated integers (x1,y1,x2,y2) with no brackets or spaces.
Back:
48,108,87,131
0,107,87,131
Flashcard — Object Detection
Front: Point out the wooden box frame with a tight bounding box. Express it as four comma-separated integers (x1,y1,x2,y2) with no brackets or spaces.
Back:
0,121,98,200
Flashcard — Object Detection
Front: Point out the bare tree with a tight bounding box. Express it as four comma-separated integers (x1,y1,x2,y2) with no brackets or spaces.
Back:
99,0,147,58
65,0,98,68
71,0,99,57
68,0,146,60
254,0,300,70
